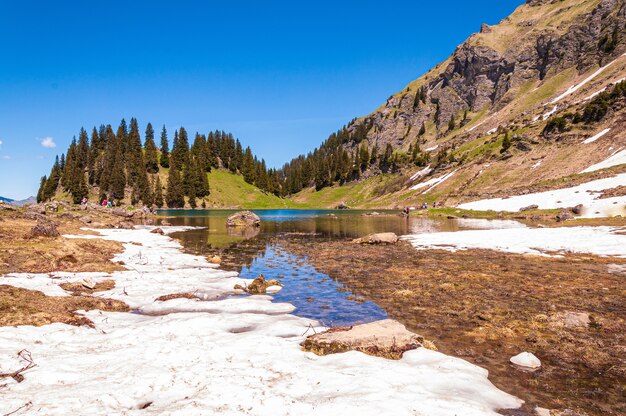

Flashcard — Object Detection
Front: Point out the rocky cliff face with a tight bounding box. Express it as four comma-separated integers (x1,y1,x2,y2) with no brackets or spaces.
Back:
347,0,625,152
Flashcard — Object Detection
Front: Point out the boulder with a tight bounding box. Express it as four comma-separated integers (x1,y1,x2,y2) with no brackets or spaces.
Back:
302,319,426,359
112,208,134,218
23,211,47,221
570,204,583,215
28,204,46,215
353,232,399,245
336,202,350,210
519,204,539,212
60,212,80,220
150,228,165,235
116,221,135,230
30,219,60,238
78,277,97,290
556,210,574,222
209,255,222,264
226,211,261,227
510,351,541,369
79,216,93,224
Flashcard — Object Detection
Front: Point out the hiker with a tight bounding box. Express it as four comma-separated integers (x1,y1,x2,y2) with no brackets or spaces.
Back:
107,200,112,208
81,197,87,205
101,198,108,207
402,206,410,217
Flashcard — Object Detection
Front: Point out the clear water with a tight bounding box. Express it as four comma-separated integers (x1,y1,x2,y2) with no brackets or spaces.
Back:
159,209,509,326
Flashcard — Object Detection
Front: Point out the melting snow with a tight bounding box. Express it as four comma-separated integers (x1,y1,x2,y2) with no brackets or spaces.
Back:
0,228,522,415
580,148,626,173
582,128,611,144
411,170,457,192
410,165,432,181
458,173,626,218
402,226,626,257
549,53,626,104
424,145,439,152
531,160,542,169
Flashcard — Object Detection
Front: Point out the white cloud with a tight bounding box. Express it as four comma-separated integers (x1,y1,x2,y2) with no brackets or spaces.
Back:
0,140,3,148
41,137,56,149
1,155,11,160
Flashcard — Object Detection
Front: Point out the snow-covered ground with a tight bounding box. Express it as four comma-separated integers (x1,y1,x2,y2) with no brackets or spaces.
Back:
402,226,626,257
0,228,521,415
582,128,610,144
411,170,457,193
581,148,626,173
549,53,626,104
458,173,626,218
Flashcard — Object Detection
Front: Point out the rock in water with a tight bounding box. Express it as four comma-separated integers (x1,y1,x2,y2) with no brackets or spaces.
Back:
30,219,60,238
302,319,426,359
226,211,261,227
510,351,541,369
353,232,399,245
233,274,282,294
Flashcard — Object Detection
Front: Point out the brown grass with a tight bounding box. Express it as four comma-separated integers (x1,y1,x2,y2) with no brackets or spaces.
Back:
59,279,116,295
0,285,128,327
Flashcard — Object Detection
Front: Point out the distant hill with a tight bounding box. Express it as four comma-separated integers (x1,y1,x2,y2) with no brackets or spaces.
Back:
12,196,36,207
0,196,14,204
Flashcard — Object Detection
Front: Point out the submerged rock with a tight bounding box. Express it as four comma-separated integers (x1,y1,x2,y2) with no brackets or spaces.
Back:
234,274,283,295
302,319,426,359
226,211,261,227
353,232,399,245
510,351,541,369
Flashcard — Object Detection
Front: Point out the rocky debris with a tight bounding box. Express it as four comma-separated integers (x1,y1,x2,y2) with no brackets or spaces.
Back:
336,202,350,210
209,255,221,264
302,319,426,359
116,221,135,230
519,204,539,212
551,311,590,329
150,228,164,235
510,351,541,369
0,201,17,211
160,220,172,226
570,204,583,215
60,212,80,220
28,204,46,215
226,211,261,227
23,211,47,221
44,201,59,212
29,219,60,238
111,208,134,218
233,274,283,295
79,216,93,224
555,210,574,222
353,232,399,245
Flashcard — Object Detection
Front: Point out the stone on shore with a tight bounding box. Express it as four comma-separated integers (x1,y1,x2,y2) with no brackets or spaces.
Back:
30,219,60,238
209,255,222,264
150,228,165,235
233,274,282,295
353,232,399,245
302,319,425,359
510,352,541,369
226,211,261,227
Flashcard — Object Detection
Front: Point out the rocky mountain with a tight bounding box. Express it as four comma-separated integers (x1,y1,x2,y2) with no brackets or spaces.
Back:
292,0,626,209
0,197,14,204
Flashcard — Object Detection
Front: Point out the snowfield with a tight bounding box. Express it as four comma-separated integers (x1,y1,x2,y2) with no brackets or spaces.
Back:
458,173,626,218
402,226,626,257
0,228,522,416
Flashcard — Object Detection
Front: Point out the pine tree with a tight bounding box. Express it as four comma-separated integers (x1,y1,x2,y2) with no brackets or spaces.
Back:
159,125,170,168
110,148,126,203
448,115,456,132
359,143,369,172
501,131,512,153
36,175,47,203
418,122,426,136
166,164,185,208
242,147,255,184
153,175,164,207
144,123,159,173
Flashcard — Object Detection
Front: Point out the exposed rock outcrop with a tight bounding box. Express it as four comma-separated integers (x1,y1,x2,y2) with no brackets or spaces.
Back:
353,232,399,245
226,211,261,227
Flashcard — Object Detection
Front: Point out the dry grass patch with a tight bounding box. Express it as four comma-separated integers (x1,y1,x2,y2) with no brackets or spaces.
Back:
0,285,128,327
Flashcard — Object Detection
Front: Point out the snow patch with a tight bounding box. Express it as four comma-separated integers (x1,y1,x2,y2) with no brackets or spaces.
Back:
424,145,439,152
457,173,626,218
531,160,542,170
0,228,522,415
410,166,432,181
410,170,457,192
580,148,626,173
550,53,626,104
582,128,611,144
402,226,626,257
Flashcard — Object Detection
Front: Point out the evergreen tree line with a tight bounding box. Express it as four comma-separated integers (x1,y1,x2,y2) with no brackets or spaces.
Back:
37,118,278,207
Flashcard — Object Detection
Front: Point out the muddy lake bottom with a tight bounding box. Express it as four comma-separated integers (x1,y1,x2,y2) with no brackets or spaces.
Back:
160,209,626,416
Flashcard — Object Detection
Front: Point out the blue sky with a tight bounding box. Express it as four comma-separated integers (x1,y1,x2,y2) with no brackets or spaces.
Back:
0,0,521,200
